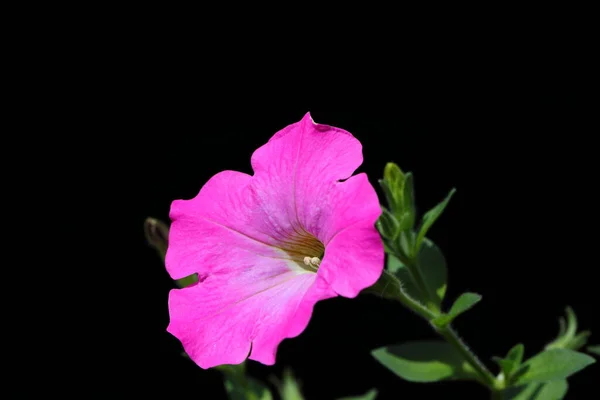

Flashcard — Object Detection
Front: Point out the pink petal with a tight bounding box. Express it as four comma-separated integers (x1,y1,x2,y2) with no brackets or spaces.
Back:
249,113,364,240
168,271,335,368
305,173,382,244
249,113,383,295
319,222,385,298
166,170,291,280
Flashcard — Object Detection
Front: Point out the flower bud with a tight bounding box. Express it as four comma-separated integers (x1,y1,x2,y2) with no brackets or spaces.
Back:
376,208,401,241
144,217,169,261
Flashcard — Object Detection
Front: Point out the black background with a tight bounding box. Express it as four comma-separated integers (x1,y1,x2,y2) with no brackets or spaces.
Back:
10,10,595,398
83,101,596,398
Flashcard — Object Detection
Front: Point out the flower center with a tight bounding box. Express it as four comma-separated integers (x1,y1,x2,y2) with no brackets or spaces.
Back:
280,230,325,273
303,256,321,267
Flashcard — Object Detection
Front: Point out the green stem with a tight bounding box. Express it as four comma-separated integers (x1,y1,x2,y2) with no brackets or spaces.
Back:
371,270,498,390
437,326,497,388
390,239,439,313
367,270,437,319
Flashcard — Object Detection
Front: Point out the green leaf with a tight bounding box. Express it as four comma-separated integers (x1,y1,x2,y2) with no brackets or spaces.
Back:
493,357,515,377
569,331,591,351
397,230,414,259
371,341,478,382
338,389,378,400
383,241,393,254
275,368,305,400
512,348,595,385
506,343,525,367
223,376,273,400
387,238,447,307
415,188,456,254
387,255,417,299
546,307,589,351
432,293,482,327
399,173,416,231
215,362,246,377
219,362,273,400
557,317,566,337
506,380,568,400
376,208,401,240
447,292,482,316
564,306,577,335
588,345,600,356
492,344,524,380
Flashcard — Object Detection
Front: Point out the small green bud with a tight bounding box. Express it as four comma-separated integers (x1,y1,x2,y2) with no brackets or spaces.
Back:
376,208,401,240
399,172,416,230
380,163,416,233
378,179,397,212
384,162,405,191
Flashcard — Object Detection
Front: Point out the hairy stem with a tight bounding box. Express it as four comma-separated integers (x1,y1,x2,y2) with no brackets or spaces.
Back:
371,270,498,390
436,326,497,388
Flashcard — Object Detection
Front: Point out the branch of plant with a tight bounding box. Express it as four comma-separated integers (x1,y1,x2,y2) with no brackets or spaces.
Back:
371,268,500,392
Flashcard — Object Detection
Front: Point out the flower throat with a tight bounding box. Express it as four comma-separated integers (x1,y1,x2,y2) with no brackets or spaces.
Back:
280,230,325,272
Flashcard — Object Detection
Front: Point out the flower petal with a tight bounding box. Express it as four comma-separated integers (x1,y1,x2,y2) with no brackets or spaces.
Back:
306,173,384,297
168,271,335,368
248,114,383,297
319,222,385,298
249,112,364,241
305,173,382,244
248,274,336,364
166,170,294,280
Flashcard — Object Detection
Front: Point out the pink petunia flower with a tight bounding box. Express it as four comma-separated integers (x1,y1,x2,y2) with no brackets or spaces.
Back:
166,113,384,369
